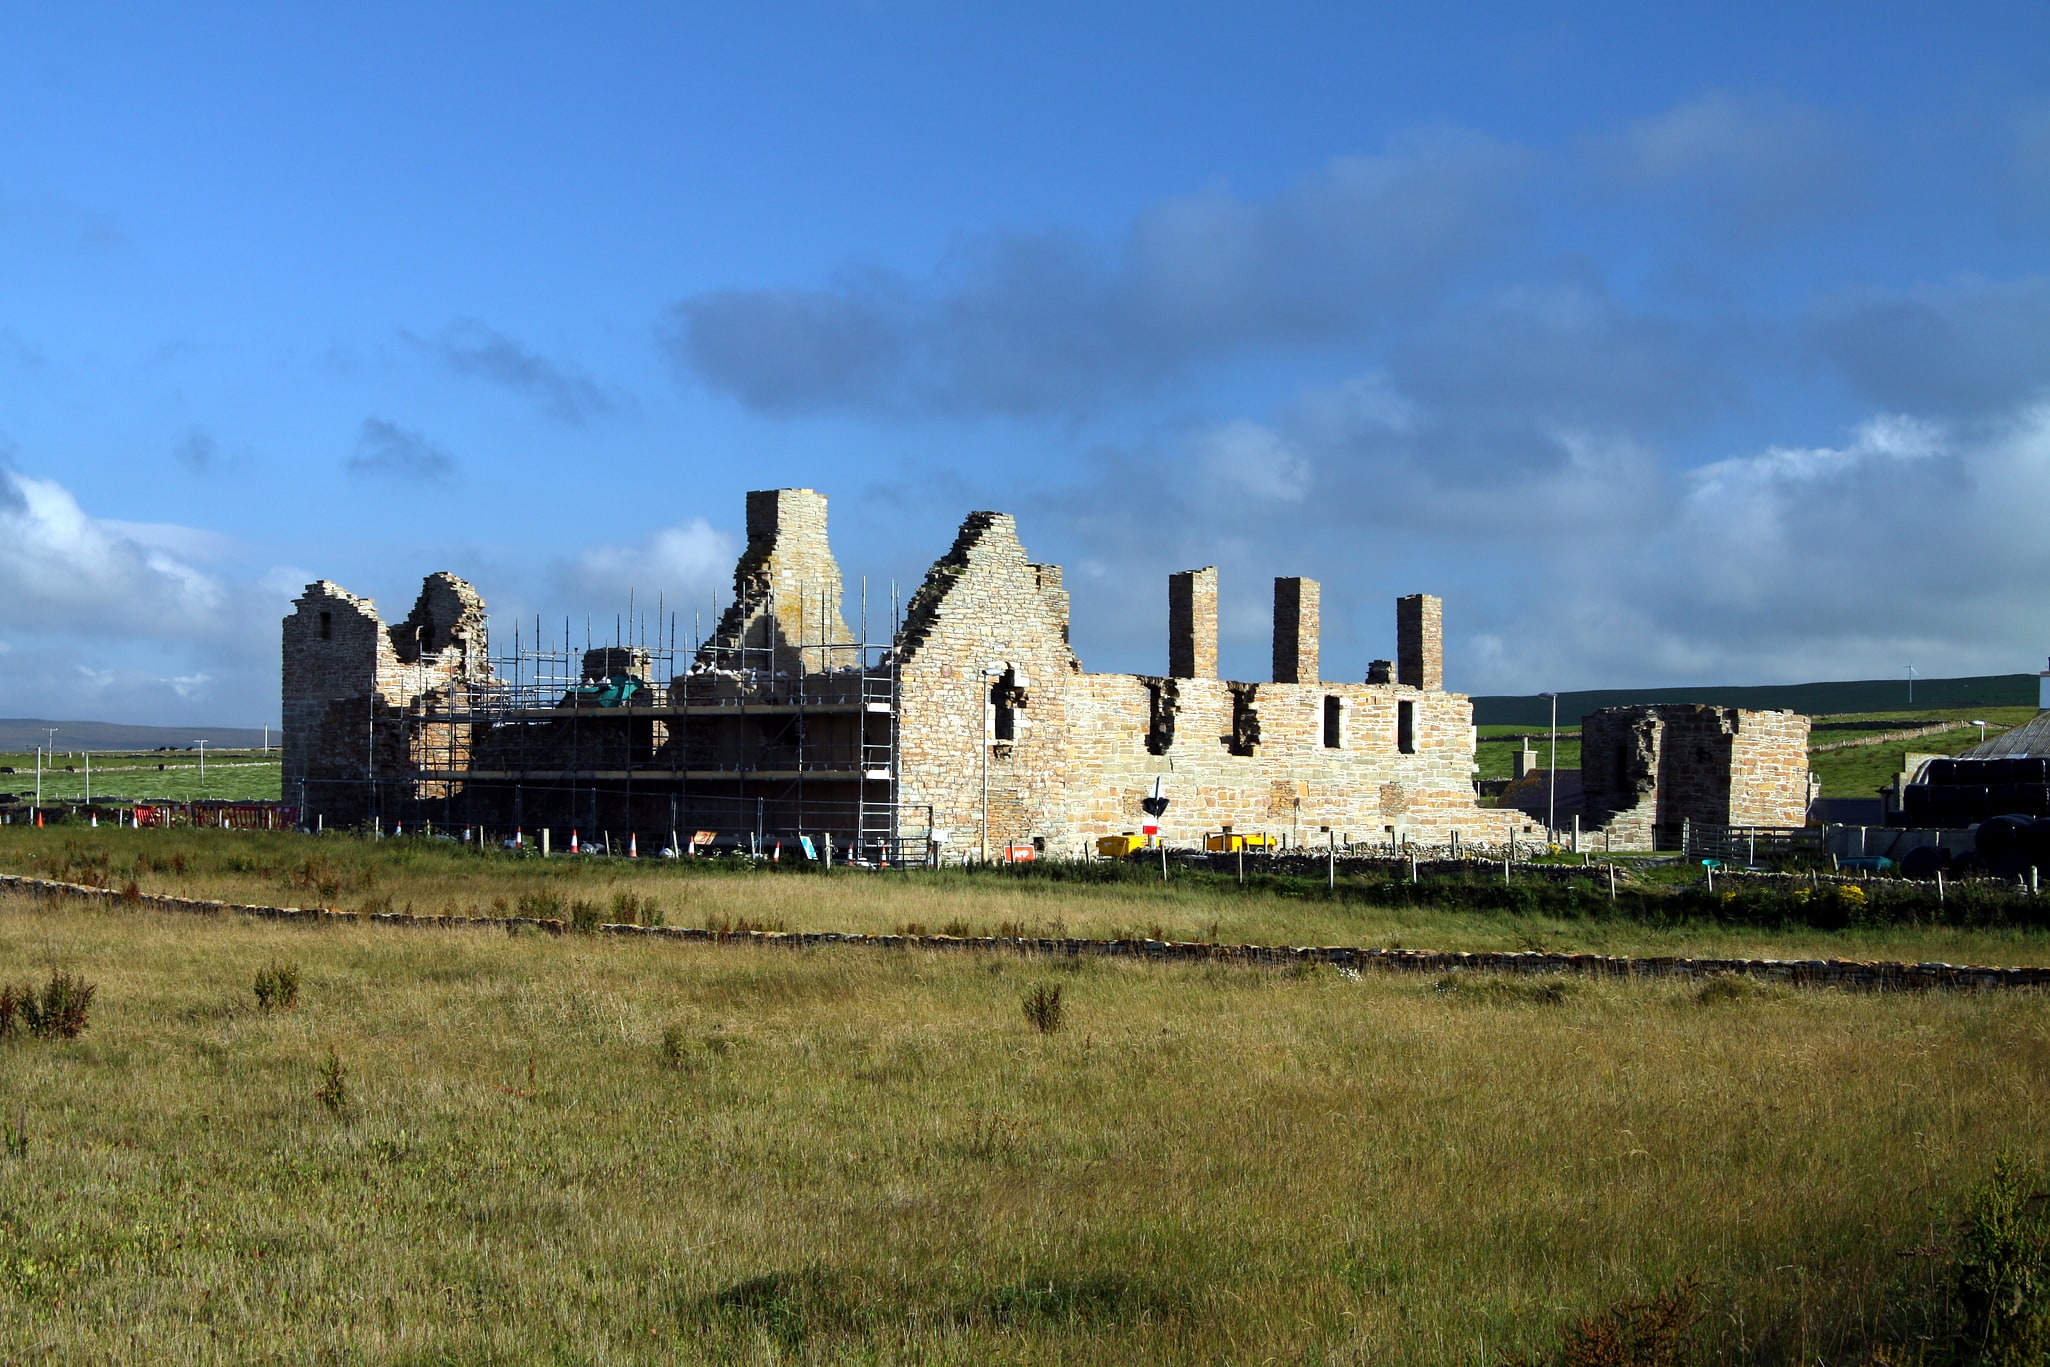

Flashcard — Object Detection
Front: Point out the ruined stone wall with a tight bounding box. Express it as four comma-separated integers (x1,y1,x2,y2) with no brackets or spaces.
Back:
1272,577,1319,685
699,488,855,675
894,512,1083,855
893,511,1526,853
281,573,491,825
1726,710,1813,827
1168,567,1218,679
1581,705,1811,848
1396,594,1442,691
1059,676,1525,849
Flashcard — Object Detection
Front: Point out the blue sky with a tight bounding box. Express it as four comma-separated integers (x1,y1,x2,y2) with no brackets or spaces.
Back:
3,2,2048,726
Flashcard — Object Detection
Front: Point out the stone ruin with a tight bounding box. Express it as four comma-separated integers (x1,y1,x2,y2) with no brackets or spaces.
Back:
282,488,1542,857
1501,703,1813,847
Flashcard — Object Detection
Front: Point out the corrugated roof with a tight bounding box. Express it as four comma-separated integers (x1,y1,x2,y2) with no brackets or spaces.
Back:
1961,710,2050,758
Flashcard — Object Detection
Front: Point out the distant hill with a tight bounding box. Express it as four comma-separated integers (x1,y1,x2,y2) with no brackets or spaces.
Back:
0,719,278,752
1472,674,2038,728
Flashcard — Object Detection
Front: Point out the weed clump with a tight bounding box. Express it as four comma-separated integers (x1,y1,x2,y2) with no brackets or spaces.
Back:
314,1047,350,1117
610,890,664,927
1949,1153,2050,1365
1022,983,1065,1034
1436,973,1579,1005
253,960,301,1013
568,899,603,934
1694,973,1777,1006
1,970,96,1039
1505,1274,1701,1366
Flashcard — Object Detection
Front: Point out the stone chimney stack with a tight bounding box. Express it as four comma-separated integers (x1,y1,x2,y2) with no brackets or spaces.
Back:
1272,577,1320,684
1396,593,1443,691
1168,567,1219,679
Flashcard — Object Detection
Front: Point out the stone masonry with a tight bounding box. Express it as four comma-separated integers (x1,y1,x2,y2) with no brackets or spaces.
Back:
1579,704,1811,849
285,490,1536,850
704,488,855,675
1272,577,1319,685
1168,567,1218,680
1396,593,1443,691
282,573,491,821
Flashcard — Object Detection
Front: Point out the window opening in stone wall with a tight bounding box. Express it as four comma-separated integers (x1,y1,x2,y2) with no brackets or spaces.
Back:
1397,700,1416,754
319,610,332,641
991,672,1017,742
1145,678,1180,755
1227,682,1261,757
1323,695,1342,749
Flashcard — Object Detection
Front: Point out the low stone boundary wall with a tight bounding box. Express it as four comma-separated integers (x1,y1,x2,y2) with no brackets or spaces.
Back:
1809,721,1968,753
4,871,2046,992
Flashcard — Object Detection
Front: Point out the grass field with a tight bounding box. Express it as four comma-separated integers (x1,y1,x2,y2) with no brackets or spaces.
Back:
2,876,2047,1363
0,750,282,805
11,827,2050,968
1805,707,2041,799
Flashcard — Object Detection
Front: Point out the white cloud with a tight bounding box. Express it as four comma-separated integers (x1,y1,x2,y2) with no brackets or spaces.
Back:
1192,419,1311,502
0,468,227,635
560,517,740,615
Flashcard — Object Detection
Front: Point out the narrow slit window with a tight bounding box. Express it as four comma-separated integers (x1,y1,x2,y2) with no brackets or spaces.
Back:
318,610,332,641
1397,700,1416,754
1323,695,1342,749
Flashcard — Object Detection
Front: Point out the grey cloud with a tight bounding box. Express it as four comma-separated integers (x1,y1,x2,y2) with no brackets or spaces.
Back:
346,418,454,482
409,319,623,424
1595,92,1857,238
665,275,909,413
1387,281,1739,445
662,133,1531,417
1810,277,2050,416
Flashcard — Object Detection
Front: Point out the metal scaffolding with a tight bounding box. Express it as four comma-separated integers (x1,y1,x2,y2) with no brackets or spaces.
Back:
395,583,932,863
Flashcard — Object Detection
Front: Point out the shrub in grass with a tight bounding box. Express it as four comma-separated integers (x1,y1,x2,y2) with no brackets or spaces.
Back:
1505,1275,1701,1367
253,960,301,1013
610,890,665,927
1949,1153,2050,1365
11,970,96,1039
514,889,563,921
1022,983,1064,1034
568,899,603,934
315,1047,350,1117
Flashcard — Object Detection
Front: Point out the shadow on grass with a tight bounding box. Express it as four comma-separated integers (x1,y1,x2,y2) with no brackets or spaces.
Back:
683,1265,1187,1349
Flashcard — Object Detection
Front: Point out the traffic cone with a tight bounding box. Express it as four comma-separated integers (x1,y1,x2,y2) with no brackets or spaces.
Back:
90,813,98,828
772,841,781,861
570,830,579,854
515,827,523,848
629,833,638,858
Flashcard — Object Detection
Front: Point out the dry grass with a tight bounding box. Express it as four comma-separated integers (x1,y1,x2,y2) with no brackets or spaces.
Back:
9,826,2050,967
0,888,2046,1362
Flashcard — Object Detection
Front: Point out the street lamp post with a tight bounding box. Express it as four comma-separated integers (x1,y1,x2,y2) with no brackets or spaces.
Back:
1905,665,1917,706
196,740,208,797
1971,719,1988,748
